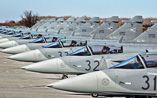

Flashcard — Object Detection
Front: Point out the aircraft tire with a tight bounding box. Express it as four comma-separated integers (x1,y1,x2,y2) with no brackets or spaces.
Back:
61,74,68,79
91,93,99,97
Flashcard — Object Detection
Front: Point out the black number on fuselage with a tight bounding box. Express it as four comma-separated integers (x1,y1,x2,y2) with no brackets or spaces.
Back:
142,75,150,90
154,76,157,90
85,60,91,71
85,60,100,71
58,51,69,57
93,60,100,71
142,75,157,90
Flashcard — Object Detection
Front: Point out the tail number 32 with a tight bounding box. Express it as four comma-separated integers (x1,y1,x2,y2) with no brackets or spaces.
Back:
85,60,100,71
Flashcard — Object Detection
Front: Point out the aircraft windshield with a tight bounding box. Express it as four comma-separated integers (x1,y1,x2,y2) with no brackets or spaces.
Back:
90,45,110,55
61,40,87,47
69,46,91,56
90,45,123,55
31,37,47,43
111,55,144,69
142,54,157,68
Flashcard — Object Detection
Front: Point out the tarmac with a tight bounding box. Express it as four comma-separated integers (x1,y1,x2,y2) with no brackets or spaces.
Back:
0,49,91,98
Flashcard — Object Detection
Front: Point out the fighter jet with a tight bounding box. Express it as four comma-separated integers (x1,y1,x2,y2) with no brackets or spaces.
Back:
8,39,87,62
47,52,157,98
21,43,157,79
21,44,137,79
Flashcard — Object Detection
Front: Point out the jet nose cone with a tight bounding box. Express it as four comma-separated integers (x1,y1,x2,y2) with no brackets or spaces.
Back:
8,49,47,62
1,44,30,54
21,66,30,70
47,83,54,88
0,41,18,48
47,71,99,93
1,48,11,53
21,58,63,73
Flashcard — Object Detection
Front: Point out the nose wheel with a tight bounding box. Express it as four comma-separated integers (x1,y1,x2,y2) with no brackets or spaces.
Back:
91,93,99,97
61,74,68,79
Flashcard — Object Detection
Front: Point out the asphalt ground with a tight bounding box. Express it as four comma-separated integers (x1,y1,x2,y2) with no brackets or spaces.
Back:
0,49,91,98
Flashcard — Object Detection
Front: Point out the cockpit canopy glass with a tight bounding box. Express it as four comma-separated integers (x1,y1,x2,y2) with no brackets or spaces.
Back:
43,41,62,48
141,53,157,68
61,40,87,47
111,55,144,69
90,45,123,55
69,46,91,56
69,45,122,56
111,53,157,69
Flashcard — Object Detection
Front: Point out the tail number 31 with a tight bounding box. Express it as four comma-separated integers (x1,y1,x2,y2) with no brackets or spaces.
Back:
142,75,157,90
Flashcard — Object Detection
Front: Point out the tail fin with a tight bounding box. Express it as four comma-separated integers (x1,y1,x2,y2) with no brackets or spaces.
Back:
106,16,143,42
129,15,143,23
132,23,157,43
107,16,119,23
92,16,119,39
89,17,100,23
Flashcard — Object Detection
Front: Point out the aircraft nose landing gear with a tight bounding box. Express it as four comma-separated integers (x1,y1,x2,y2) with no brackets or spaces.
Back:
61,74,68,79
91,93,99,97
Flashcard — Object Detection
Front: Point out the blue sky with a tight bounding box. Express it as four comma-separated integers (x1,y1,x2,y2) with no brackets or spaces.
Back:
0,0,156,22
